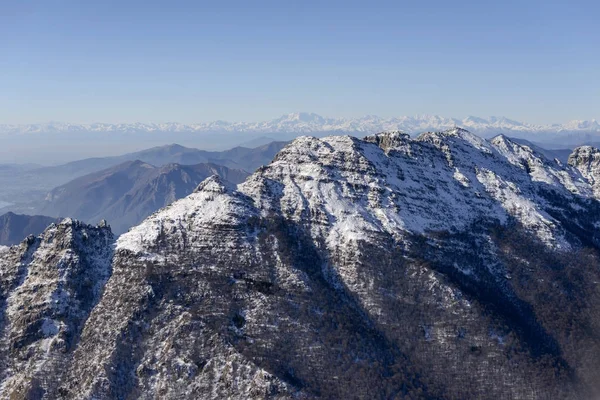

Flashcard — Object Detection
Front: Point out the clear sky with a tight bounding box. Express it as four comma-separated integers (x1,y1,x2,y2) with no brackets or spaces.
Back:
0,0,598,125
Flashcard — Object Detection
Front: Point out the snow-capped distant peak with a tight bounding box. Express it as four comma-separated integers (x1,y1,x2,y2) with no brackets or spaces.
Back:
2,114,600,137
193,174,236,194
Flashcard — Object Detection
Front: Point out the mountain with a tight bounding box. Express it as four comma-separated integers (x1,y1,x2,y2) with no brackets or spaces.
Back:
1,129,600,398
567,146,600,197
0,219,114,397
33,141,288,182
5,113,600,165
100,141,288,172
508,137,573,164
35,161,250,235
0,142,286,214
3,113,600,140
0,212,60,245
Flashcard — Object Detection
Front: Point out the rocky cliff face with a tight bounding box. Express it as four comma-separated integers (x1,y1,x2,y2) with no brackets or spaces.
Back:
0,219,113,398
1,130,600,399
568,146,600,197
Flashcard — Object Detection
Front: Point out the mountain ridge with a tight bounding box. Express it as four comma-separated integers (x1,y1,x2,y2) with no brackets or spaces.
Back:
2,129,600,398
2,113,599,137
0,142,286,212
34,160,250,235
33,141,289,176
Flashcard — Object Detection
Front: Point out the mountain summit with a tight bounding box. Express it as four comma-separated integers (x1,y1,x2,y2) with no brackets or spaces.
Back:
1,130,600,398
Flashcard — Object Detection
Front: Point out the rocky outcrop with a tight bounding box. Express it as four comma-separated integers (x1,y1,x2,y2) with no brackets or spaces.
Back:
0,219,114,398
568,146,600,196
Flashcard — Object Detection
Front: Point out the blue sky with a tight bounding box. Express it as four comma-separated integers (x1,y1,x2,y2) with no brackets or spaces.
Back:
0,0,598,124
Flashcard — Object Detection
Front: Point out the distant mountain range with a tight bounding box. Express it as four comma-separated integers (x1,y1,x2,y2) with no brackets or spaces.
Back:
0,212,60,246
0,141,274,239
33,161,249,235
4,114,600,165
2,113,600,137
0,142,286,207
32,141,287,180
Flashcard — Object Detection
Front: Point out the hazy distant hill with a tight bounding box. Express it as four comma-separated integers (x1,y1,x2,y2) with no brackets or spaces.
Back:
35,160,249,235
0,141,286,211
0,212,60,245
34,141,288,179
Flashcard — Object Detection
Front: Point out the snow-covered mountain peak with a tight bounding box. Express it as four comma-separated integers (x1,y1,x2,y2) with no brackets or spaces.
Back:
4,114,600,141
118,174,256,256
277,112,326,123
490,134,537,157
193,174,235,194
268,131,600,248
364,131,411,151
568,146,600,179
43,216,114,235
489,133,511,144
567,146,600,196
238,130,595,248
114,128,600,257
421,126,482,140
416,127,495,157
269,135,357,164
568,145,600,164
561,119,600,131
464,115,489,124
